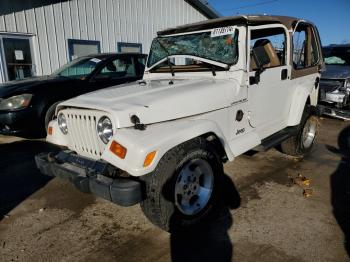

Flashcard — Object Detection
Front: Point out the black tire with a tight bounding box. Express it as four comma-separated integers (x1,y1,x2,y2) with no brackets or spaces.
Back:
280,106,318,157
44,101,61,132
140,138,223,232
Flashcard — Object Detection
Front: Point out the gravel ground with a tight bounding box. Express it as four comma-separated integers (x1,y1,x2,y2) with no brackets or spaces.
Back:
0,117,349,262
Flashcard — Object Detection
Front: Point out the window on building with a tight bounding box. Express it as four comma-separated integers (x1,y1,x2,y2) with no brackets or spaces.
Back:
250,27,287,71
68,39,101,61
293,23,320,69
117,42,142,53
0,35,35,81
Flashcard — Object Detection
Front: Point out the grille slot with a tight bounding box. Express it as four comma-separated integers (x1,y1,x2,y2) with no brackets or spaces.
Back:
63,109,111,159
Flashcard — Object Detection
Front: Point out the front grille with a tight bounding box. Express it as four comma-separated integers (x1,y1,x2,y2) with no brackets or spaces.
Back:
62,108,112,159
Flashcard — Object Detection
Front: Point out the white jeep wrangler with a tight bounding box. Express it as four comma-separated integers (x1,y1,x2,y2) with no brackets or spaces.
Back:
36,15,324,231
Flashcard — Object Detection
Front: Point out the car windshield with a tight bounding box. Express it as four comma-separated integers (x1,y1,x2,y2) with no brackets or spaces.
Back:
323,46,350,66
147,27,239,68
53,57,103,79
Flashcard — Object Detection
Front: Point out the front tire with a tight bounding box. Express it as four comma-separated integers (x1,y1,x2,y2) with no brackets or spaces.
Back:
280,106,318,157
140,138,223,232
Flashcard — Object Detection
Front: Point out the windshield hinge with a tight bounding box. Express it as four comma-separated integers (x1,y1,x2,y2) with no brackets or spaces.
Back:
130,115,146,131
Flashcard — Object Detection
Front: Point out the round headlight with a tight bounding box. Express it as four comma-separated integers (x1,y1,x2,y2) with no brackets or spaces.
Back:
97,116,113,144
58,113,68,134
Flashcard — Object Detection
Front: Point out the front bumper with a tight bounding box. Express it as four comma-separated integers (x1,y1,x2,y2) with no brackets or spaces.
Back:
35,151,144,206
322,106,350,121
0,107,40,136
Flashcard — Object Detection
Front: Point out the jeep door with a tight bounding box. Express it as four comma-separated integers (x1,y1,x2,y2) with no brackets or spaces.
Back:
247,24,292,137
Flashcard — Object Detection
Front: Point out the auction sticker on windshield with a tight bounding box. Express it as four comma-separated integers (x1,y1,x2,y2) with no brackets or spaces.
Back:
211,26,236,38
90,58,102,63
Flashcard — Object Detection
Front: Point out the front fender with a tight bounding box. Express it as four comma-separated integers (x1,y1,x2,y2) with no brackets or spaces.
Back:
102,119,233,177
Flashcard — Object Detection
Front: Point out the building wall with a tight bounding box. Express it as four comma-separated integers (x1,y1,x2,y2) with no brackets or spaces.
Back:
0,0,207,78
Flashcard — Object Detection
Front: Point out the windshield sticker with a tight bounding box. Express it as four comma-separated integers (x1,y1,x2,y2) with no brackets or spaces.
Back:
211,26,236,38
90,58,102,63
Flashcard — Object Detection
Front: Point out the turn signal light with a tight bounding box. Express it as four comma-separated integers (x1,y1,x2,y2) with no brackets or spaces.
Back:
48,126,53,135
144,151,157,167
110,141,127,159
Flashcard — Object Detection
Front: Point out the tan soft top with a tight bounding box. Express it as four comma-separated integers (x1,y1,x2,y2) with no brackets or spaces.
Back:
158,15,305,36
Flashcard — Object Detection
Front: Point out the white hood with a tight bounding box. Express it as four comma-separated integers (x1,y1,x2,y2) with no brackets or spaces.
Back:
58,79,238,128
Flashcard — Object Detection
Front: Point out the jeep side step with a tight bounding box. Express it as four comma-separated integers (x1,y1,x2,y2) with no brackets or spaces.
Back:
256,126,299,151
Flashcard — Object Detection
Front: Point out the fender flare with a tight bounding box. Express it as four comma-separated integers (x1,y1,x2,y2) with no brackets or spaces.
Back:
287,87,312,126
102,118,234,177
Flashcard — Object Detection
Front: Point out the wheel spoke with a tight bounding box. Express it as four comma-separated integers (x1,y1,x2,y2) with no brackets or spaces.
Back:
198,186,211,199
180,195,191,207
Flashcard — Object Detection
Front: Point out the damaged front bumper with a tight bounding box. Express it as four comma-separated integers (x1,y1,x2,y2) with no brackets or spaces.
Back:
35,151,144,206
322,106,350,121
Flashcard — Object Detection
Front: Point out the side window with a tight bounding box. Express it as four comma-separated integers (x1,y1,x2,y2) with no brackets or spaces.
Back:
98,57,136,78
293,24,319,69
250,27,287,71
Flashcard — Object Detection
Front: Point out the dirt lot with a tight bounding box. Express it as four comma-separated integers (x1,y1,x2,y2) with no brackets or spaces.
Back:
0,118,349,262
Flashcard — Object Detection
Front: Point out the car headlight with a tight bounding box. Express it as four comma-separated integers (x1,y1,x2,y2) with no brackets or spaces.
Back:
0,94,33,110
97,116,113,144
58,113,68,134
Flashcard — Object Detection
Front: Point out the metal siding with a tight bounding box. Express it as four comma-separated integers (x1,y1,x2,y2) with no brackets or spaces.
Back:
44,5,59,71
4,13,16,32
99,0,109,52
25,8,42,75
53,3,67,66
0,16,6,31
92,0,102,42
85,0,95,40
106,0,115,51
70,0,80,39
77,0,88,40
14,11,27,33
113,0,122,47
35,6,51,75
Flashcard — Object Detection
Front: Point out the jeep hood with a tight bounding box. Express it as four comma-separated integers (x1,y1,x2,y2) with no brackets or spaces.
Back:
59,79,237,128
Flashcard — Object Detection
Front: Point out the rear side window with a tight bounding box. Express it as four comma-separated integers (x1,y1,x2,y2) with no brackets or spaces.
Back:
293,23,320,69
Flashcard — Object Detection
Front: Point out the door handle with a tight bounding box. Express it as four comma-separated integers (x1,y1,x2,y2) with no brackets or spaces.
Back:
281,69,288,80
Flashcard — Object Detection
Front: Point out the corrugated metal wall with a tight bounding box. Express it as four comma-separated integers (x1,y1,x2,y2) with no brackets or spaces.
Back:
0,0,206,78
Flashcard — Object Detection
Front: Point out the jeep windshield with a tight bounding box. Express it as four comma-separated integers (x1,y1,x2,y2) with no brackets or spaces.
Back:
147,27,238,72
323,46,350,66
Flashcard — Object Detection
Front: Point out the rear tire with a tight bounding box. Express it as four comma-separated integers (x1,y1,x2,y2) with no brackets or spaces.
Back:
140,138,223,232
280,106,318,157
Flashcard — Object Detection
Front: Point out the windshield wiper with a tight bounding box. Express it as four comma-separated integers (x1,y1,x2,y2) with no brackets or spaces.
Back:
156,38,175,77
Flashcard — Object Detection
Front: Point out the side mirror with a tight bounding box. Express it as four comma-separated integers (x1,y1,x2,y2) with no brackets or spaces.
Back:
250,46,271,85
252,46,270,68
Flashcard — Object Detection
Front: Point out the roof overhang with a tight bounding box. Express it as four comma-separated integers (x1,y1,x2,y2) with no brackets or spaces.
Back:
158,15,303,36
185,0,221,19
